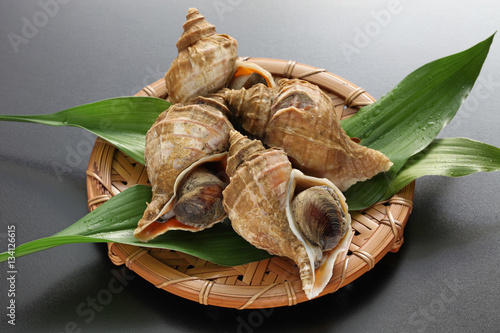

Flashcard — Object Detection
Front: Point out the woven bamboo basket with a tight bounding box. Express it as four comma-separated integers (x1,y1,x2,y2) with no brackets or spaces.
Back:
86,58,415,309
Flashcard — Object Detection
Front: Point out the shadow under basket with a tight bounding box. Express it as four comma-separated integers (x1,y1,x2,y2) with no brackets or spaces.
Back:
86,58,415,309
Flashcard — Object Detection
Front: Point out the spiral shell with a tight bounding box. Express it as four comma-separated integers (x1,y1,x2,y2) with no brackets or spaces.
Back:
223,79,393,191
222,83,274,138
134,98,233,242
223,131,351,299
165,8,238,104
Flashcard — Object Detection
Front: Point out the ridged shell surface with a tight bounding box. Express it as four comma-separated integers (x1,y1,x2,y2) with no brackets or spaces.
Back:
223,131,351,299
165,8,238,104
222,83,275,138
135,100,233,240
224,79,393,191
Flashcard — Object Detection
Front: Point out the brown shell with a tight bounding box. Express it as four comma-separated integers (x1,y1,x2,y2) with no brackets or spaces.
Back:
223,131,311,285
222,83,275,138
223,131,351,299
223,79,393,191
134,99,233,242
165,8,238,104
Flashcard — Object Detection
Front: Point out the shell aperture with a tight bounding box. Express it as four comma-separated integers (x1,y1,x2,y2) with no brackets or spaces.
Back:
133,8,401,300
223,78,393,191
223,131,352,299
171,166,227,228
133,95,233,242
290,185,349,253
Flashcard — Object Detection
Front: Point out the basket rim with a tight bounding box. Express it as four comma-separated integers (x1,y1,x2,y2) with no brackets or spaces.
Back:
86,57,415,309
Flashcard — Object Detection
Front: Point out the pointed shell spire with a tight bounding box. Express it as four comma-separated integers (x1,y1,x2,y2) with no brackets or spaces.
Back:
222,131,352,299
223,84,274,138
222,131,299,262
165,8,238,104
225,130,267,176
222,79,393,191
176,8,216,52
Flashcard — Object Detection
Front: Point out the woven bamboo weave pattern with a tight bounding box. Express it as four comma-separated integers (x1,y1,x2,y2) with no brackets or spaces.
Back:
86,58,415,309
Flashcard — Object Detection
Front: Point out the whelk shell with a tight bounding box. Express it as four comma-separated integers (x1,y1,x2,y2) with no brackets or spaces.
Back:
223,131,352,299
222,78,393,191
134,98,233,242
165,8,238,104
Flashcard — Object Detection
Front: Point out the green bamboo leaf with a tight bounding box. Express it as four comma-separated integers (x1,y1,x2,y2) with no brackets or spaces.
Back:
0,97,171,164
341,33,495,210
0,185,271,266
383,137,500,199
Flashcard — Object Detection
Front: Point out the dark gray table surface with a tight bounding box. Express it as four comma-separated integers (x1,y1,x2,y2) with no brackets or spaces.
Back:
1,1,499,332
